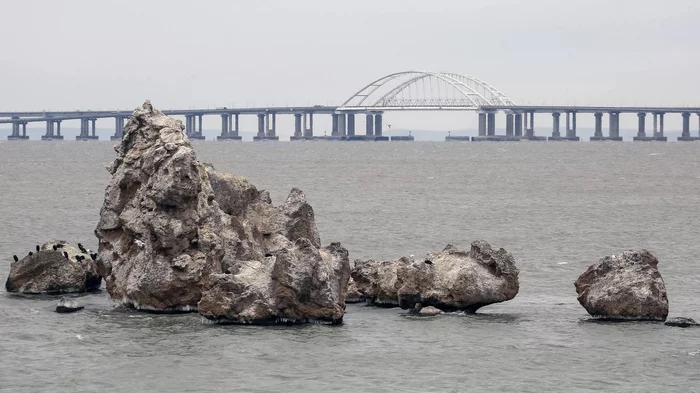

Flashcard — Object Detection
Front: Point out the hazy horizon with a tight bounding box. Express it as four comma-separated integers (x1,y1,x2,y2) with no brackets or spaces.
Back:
1,0,699,133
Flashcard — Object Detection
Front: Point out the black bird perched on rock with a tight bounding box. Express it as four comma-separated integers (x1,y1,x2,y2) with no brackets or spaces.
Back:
76,255,85,262
63,252,69,259
36,245,40,252
78,243,87,253
28,252,33,256
53,245,57,251
264,253,273,257
13,255,18,262
56,244,64,249
90,253,97,261
424,259,433,265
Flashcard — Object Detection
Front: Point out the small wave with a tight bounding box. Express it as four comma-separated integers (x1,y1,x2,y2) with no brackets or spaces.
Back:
557,262,568,265
76,334,83,340
689,350,700,357
649,153,660,156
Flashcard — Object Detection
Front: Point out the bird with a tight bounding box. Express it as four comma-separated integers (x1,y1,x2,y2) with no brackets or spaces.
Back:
52,245,57,251
76,255,84,262
56,244,64,249
63,252,69,259
90,253,97,261
78,243,87,253
13,255,19,262
36,245,40,252
28,252,33,256
264,253,273,257
424,259,433,265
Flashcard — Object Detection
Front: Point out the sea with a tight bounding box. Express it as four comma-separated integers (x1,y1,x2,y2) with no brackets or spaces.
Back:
0,140,698,392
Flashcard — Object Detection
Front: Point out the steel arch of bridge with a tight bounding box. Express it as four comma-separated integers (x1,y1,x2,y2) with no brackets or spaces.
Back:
337,71,515,111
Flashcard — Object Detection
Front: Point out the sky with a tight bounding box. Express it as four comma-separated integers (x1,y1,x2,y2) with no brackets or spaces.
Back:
1,0,699,136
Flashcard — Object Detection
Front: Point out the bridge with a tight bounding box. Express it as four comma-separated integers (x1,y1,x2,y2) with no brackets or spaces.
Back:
2,70,699,141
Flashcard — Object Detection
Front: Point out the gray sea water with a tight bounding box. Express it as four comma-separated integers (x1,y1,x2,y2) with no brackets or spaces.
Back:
1,140,699,393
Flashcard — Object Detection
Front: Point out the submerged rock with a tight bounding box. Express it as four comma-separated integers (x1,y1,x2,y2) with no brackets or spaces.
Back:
5,240,101,294
56,297,84,313
351,241,519,313
396,241,520,313
95,101,350,324
575,250,669,321
664,317,698,328
407,303,442,317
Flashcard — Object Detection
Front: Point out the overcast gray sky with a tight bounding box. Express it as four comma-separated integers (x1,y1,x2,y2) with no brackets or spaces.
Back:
1,0,699,134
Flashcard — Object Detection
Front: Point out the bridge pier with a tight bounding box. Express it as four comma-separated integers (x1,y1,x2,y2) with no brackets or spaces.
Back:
304,112,314,138
486,112,496,136
217,113,241,140
633,113,652,141
331,113,339,137
291,113,303,140
8,120,29,140
338,113,346,138
548,112,561,140
78,118,97,140
264,113,279,140
347,113,355,136
678,112,695,141
254,113,266,141
364,113,375,139
523,111,545,140
514,113,523,136
111,117,125,140
550,111,579,141
505,113,514,136
374,112,386,140
478,113,486,136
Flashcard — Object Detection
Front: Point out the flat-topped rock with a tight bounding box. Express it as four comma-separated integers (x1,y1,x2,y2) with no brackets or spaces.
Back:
5,240,101,294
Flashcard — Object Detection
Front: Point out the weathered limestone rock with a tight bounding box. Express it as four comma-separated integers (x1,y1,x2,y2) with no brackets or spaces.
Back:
198,241,350,324
665,317,699,328
350,241,519,312
56,297,84,313
575,250,669,321
5,240,101,294
95,101,349,324
349,257,412,307
345,278,365,304
396,241,520,313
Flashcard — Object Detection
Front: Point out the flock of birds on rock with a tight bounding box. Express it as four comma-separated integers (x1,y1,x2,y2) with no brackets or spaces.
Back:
11,243,98,264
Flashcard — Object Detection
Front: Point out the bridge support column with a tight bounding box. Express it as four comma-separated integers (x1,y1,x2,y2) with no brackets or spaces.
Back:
569,112,578,139
608,112,622,141
255,113,265,140
658,113,665,139
303,112,314,138
55,121,61,137
338,113,346,137
111,117,124,140
525,111,537,138
347,113,355,136
549,112,561,140
293,113,303,139
590,113,604,140
633,113,649,141
331,114,339,137
265,113,278,140
478,113,486,136
514,113,523,136
486,112,496,136
216,113,241,141
505,113,514,136
365,113,374,138
374,113,383,138
220,114,229,138
679,112,693,141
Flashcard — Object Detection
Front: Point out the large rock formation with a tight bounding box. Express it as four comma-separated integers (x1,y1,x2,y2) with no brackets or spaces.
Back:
95,101,350,324
350,241,520,312
396,242,520,312
5,240,101,294
575,250,669,321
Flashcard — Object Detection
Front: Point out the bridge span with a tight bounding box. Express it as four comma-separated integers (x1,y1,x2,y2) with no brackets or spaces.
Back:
2,71,699,141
